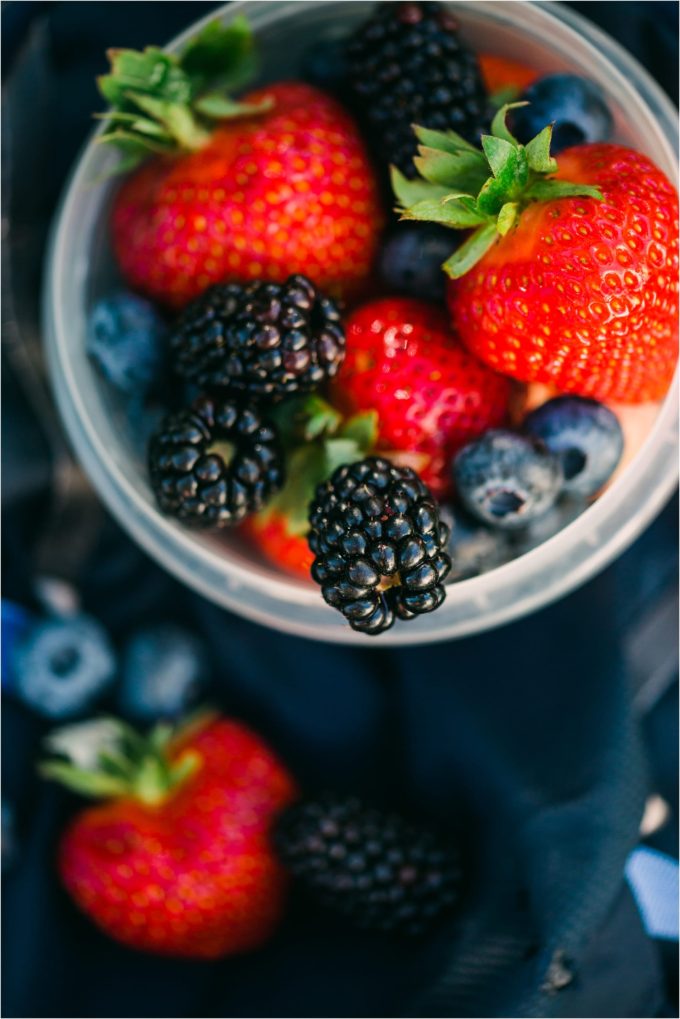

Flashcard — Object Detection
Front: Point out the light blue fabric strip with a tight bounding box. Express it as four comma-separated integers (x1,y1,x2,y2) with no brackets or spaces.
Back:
626,847,679,941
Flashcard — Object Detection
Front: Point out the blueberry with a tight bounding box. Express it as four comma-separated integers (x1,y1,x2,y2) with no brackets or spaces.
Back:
118,625,209,722
300,37,349,94
87,292,166,396
510,495,587,556
13,616,116,719
524,396,623,497
378,223,458,304
510,74,613,153
453,430,563,530
439,505,513,581
1,600,33,694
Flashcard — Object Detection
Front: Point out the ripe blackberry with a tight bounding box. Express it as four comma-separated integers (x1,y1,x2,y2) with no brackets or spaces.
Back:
346,1,489,177
149,395,284,527
308,457,451,635
169,275,345,402
274,794,462,936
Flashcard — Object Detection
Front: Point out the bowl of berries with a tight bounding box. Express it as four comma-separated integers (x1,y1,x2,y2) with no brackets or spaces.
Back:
44,1,678,644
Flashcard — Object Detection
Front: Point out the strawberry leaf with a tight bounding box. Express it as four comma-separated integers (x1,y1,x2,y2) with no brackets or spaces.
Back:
414,146,489,193
442,222,498,279
39,760,129,799
524,124,558,174
490,101,526,144
180,16,253,86
339,411,378,451
400,197,485,229
413,124,481,156
391,166,451,209
497,201,519,236
323,438,364,477
193,92,273,120
525,180,603,202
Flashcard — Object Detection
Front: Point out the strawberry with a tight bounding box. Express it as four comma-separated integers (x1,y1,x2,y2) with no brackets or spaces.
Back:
478,54,539,96
99,21,383,309
42,714,297,958
244,514,314,580
393,107,679,403
243,395,379,576
335,298,513,496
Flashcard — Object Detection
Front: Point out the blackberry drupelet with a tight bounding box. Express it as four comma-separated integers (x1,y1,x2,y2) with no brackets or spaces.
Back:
275,794,462,936
346,1,489,177
308,457,451,635
149,395,284,527
169,275,346,402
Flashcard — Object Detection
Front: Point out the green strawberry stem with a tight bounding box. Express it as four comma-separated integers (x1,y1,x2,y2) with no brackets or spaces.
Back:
392,103,603,278
260,396,379,536
96,17,272,172
39,713,215,806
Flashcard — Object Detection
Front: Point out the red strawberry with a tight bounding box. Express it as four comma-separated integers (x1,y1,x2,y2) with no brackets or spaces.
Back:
478,53,539,95
393,111,679,404
335,298,513,496
244,513,314,580
43,715,297,958
98,24,383,309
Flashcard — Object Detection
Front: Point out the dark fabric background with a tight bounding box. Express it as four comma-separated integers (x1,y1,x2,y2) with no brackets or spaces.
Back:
2,3,678,1017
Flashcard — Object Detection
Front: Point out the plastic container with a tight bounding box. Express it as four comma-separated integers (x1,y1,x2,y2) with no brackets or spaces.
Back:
43,0,679,645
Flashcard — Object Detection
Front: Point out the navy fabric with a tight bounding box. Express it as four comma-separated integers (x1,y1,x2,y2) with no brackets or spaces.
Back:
2,3,678,1017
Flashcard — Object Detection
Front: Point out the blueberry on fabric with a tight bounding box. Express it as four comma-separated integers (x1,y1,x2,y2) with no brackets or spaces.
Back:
510,74,613,153
87,291,167,396
378,224,458,304
524,396,624,497
13,616,116,719
118,625,209,722
1,600,33,694
453,430,563,530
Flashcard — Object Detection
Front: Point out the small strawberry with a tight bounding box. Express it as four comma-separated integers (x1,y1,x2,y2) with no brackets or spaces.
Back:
335,298,513,496
393,106,679,403
99,20,383,309
243,514,314,580
41,714,297,958
243,396,379,577
478,53,539,96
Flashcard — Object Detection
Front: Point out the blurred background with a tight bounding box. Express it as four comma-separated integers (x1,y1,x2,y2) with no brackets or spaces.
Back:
2,2,678,1017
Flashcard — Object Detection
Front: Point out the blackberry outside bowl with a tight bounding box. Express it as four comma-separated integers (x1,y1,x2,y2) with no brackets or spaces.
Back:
44,1,679,645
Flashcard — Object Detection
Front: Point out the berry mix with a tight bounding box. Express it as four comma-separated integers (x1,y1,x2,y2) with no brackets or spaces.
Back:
87,4,679,637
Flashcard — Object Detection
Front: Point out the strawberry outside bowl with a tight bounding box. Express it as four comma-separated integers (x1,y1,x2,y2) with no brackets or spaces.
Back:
43,0,679,646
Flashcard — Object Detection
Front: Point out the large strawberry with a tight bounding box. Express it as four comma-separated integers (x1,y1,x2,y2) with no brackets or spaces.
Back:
99,20,383,309
335,298,513,496
42,714,297,958
393,106,679,403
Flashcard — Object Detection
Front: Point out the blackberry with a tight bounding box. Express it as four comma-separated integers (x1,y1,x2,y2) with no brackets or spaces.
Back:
148,395,284,527
169,275,345,401
275,794,462,936
346,1,489,177
308,457,451,635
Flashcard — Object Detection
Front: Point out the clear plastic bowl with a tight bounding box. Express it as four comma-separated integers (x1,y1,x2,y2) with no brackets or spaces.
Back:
43,0,679,645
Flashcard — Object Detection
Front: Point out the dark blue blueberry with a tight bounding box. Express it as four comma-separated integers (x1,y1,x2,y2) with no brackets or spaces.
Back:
439,505,513,581
13,616,116,719
87,292,166,396
118,625,209,722
300,37,349,94
1,600,33,694
378,223,458,304
524,396,623,497
510,495,587,556
453,430,563,531
510,74,613,153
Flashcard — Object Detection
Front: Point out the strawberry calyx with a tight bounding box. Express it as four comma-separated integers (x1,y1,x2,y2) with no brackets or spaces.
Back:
97,17,272,172
39,712,215,806
391,103,603,278
257,396,379,536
